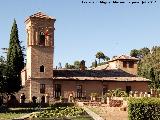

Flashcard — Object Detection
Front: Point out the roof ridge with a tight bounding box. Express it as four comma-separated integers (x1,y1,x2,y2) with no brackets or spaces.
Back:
25,11,55,21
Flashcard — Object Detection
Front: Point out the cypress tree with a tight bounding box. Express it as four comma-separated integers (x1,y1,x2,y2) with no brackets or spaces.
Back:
5,19,24,94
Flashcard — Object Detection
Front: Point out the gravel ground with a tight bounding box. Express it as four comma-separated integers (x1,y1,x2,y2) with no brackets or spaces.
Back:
87,106,128,120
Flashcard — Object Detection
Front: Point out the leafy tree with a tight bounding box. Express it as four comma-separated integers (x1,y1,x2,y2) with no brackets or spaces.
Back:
138,46,160,89
95,51,106,63
65,63,69,69
65,63,76,69
130,49,140,58
148,67,159,89
90,61,107,68
130,47,150,58
139,47,150,58
58,62,62,69
104,56,110,61
74,61,80,69
5,19,24,94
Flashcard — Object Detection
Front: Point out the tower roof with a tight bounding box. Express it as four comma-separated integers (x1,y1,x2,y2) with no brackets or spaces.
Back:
25,11,55,22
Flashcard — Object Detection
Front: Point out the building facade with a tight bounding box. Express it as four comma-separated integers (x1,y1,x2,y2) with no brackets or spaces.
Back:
20,12,149,103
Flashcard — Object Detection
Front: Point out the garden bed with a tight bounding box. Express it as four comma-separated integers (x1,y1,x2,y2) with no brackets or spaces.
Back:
30,106,93,120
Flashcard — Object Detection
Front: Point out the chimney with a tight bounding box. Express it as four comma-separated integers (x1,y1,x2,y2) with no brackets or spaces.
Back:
80,60,85,70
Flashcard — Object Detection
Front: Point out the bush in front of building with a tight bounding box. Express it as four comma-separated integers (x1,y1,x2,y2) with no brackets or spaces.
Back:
128,97,160,120
105,88,128,97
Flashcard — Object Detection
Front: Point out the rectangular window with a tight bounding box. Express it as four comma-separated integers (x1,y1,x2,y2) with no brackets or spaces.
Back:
76,85,82,98
55,84,61,98
102,85,108,95
40,84,45,94
126,86,131,94
123,61,127,68
40,65,44,72
129,61,134,68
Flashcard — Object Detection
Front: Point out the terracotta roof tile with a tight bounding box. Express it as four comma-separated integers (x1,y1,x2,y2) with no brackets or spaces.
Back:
53,69,149,82
53,76,149,82
25,11,55,22
109,55,139,62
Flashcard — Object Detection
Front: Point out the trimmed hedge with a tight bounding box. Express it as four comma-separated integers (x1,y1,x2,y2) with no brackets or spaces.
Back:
128,97,160,120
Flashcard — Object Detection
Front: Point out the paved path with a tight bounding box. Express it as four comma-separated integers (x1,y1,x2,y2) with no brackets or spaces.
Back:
83,106,104,120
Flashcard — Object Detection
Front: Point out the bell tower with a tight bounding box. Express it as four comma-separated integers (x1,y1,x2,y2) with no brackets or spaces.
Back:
25,12,56,79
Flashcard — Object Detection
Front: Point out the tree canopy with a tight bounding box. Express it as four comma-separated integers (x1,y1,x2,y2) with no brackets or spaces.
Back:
74,61,80,69
95,51,110,63
137,46,160,89
130,47,150,58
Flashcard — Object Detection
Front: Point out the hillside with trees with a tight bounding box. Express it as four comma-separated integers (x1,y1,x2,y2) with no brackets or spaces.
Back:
130,46,160,89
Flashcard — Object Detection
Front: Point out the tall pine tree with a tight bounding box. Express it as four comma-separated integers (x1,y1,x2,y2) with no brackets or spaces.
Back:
5,19,24,94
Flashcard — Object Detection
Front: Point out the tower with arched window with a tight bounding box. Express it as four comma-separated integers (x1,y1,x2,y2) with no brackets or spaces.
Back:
23,12,56,102
25,12,55,80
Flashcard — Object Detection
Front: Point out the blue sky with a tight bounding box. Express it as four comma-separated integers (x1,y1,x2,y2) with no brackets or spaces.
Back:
0,0,159,67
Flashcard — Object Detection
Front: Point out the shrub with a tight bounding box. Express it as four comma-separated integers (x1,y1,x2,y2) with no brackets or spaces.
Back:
0,105,8,113
106,88,128,97
128,97,160,120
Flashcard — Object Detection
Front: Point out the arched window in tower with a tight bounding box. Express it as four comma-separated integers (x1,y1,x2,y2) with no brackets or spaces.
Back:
40,65,44,72
39,32,45,46
27,31,29,46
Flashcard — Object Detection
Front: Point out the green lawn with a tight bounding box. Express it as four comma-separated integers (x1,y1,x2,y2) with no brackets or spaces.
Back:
0,107,38,120
0,113,26,120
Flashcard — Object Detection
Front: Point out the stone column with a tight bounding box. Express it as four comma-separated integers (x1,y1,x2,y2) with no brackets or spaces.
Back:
33,27,36,45
50,28,54,46
35,31,38,45
26,29,29,46
29,27,32,46
29,80,32,102
144,92,148,97
151,89,155,97
45,94,49,104
46,36,49,46
134,91,139,97
30,27,33,45
129,91,133,97
139,92,144,97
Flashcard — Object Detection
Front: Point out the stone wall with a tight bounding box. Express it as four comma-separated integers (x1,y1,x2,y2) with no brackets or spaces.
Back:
53,80,149,99
108,60,137,75
118,60,137,75
27,46,53,79
30,78,54,103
